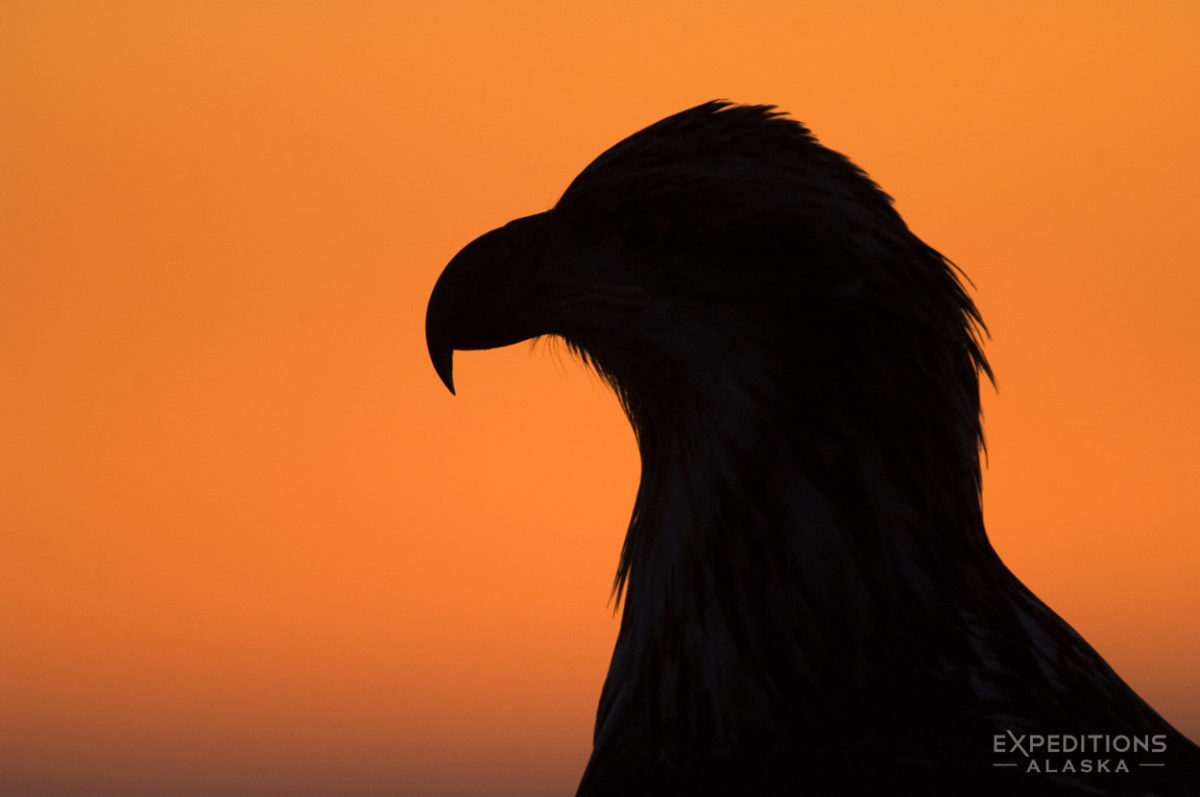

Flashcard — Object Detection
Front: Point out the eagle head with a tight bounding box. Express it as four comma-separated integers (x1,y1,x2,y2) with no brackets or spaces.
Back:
426,101,988,464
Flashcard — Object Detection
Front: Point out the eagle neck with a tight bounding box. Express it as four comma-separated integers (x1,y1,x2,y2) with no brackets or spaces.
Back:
591,374,998,762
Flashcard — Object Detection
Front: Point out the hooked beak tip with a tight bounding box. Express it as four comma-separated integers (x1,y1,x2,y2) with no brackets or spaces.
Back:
436,359,456,396
428,338,456,395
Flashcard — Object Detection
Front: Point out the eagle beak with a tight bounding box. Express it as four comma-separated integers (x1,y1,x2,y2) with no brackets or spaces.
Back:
425,213,556,396
426,211,650,394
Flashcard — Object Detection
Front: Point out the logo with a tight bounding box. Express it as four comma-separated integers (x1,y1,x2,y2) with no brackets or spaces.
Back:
992,731,1168,774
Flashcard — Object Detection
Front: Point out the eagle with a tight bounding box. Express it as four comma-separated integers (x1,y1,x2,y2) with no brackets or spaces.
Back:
425,102,1199,795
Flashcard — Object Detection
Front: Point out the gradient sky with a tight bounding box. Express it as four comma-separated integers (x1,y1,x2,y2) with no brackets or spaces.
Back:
3,2,1198,795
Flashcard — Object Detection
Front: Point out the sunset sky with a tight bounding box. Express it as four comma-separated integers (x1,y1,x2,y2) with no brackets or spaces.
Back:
3,2,1198,794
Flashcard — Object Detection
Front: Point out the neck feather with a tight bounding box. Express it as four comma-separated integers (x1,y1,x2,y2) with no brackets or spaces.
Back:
590,350,999,761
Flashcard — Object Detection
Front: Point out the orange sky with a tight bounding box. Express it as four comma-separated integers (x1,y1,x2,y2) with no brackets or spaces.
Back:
3,2,1198,794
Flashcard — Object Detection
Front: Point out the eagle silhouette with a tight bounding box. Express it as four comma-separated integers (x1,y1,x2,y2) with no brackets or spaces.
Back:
425,102,1199,795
